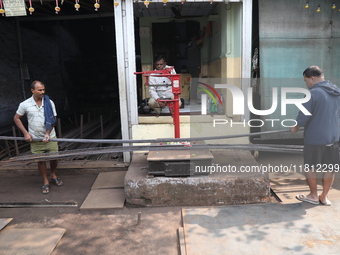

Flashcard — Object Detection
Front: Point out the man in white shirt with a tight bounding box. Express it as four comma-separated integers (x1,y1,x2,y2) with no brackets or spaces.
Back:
148,55,180,116
14,80,63,194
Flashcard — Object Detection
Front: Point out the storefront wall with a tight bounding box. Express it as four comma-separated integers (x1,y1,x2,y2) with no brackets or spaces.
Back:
114,0,252,160
258,0,340,139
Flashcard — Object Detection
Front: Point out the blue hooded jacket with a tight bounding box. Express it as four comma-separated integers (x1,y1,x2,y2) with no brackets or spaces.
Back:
296,80,340,145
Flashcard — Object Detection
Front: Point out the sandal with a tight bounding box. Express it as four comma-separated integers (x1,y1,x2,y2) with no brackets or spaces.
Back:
50,178,64,187
295,194,319,205
319,195,332,206
42,185,50,194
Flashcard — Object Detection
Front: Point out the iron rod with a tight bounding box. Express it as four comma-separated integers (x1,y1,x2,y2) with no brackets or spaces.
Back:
0,202,78,208
0,129,295,144
1,143,306,163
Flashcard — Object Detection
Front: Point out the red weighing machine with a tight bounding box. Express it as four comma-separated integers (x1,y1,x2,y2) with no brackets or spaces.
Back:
134,67,181,138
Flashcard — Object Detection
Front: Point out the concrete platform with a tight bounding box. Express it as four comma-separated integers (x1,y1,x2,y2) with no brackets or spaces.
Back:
124,150,271,207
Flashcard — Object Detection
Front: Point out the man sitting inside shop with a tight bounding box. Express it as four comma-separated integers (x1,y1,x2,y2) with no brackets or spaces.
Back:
148,55,181,116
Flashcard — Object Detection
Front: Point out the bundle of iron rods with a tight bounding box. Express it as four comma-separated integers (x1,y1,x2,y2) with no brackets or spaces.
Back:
0,143,304,163
0,129,307,163
0,128,293,144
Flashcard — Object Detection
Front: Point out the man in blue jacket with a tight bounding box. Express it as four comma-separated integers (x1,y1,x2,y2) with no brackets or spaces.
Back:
291,66,340,206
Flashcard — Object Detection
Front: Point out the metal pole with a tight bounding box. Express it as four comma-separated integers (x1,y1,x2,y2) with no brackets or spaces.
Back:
16,18,26,100
80,114,83,139
114,1,131,163
172,74,181,138
174,94,180,138
74,112,78,127
100,115,104,139
241,0,253,122
12,126,19,156
57,118,62,138
5,140,11,158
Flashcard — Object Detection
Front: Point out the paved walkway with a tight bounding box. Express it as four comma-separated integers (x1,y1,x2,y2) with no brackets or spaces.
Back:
182,200,340,254
0,151,339,254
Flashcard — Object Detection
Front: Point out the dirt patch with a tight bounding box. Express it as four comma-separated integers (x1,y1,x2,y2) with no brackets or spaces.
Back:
0,174,181,255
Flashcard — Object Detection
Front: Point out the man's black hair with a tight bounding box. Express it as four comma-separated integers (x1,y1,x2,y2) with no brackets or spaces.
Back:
154,55,166,63
303,66,324,78
30,80,44,90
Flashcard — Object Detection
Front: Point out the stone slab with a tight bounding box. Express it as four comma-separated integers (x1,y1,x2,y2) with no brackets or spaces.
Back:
256,151,340,204
182,201,340,255
147,143,213,176
80,189,125,210
148,148,214,161
148,160,212,176
269,170,340,204
274,190,340,204
0,218,12,231
125,151,270,207
0,228,65,255
271,179,340,204
91,171,126,189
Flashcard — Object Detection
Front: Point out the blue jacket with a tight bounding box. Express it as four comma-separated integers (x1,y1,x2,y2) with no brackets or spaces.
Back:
296,80,340,145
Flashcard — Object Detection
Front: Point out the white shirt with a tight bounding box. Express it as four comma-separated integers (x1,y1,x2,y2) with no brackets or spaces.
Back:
16,96,57,139
148,65,176,99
